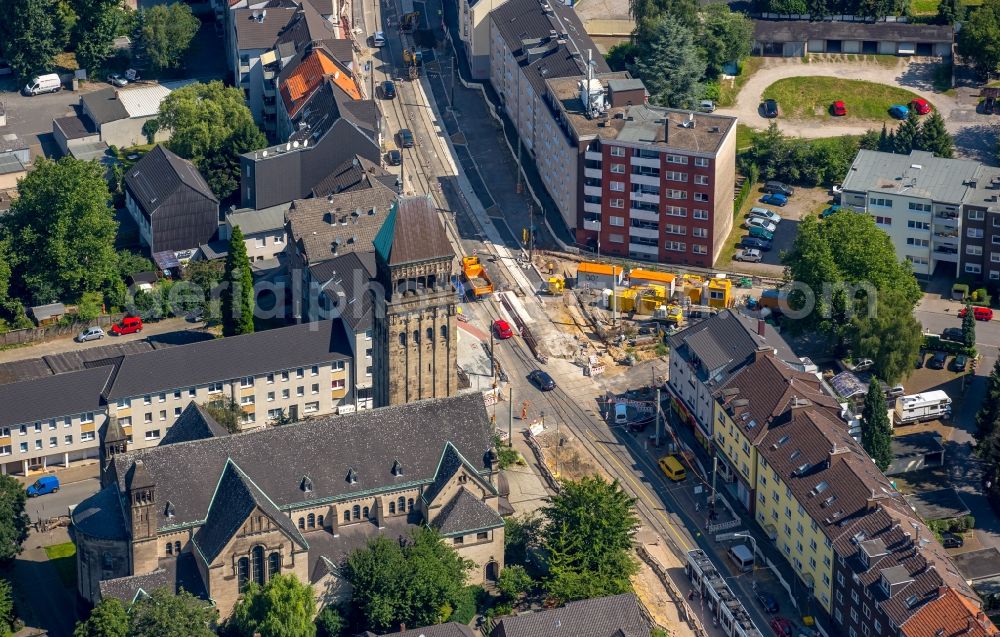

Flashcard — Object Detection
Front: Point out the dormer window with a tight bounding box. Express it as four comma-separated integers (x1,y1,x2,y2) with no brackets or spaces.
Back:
346,468,357,484
164,501,175,519
301,476,313,493
391,460,403,477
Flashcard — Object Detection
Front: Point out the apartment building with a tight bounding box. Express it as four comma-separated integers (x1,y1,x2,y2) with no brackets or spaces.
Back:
666,310,802,448
0,367,112,476
840,150,981,278
458,0,508,79
276,45,360,141
224,203,290,263
954,164,1000,281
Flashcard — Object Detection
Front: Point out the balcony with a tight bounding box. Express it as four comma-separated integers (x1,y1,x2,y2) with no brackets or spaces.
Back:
631,173,660,188
631,208,659,222
631,191,660,205
629,242,659,256
933,248,959,263
583,219,601,232
933,229,958,239
583,201,601,215
629,226,660,240
584,185,602,197
585,150,602,162
263,83,276,97
632,156,660,169
584,168,602,180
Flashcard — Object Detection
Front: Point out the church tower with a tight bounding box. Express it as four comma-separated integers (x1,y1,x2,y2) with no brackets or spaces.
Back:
99,415,127,488
127,459,160,573
372,196,457,407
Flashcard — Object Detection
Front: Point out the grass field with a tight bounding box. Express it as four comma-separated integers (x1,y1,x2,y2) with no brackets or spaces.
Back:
912,0,980,12
761,77,928,122
44,542,77,589
718,57,764,108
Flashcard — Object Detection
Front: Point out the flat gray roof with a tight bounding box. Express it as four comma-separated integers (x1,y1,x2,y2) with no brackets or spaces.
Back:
841,150,980,204
227,203,290,236
905,487,971,521
891,431,944,457
953,548,1000,582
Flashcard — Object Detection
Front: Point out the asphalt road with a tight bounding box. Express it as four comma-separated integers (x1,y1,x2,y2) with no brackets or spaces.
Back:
915,300,1000,358
25,477,100,522
0,80,95,160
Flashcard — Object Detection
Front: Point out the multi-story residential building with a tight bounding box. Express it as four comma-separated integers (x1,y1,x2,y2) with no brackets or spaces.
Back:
712,349,844,512
840,150,980,278
276,44,360,141
75,393,505,618
666,310,803,448
223,203,291,263
954,164,1000,281
545,73,737,265
0,367,112,475
458,0,508,79
232,4,301,129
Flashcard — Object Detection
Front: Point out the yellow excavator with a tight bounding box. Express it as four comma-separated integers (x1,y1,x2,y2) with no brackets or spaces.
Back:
403,48,422,79
400,11,420,32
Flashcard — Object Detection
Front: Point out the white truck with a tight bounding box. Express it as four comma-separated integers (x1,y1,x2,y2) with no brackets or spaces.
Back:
22,73,61,96
894,390,951,426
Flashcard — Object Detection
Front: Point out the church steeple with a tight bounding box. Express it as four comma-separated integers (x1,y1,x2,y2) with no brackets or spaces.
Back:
99,415,128,488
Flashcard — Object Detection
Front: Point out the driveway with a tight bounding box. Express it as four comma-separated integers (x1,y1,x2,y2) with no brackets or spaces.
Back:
717,57,995,161
0,80,105,160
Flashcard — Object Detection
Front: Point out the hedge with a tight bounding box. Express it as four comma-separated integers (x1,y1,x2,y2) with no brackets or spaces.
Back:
923,335,976,357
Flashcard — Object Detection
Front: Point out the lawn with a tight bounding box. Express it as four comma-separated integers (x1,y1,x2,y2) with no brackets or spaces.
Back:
718,57,764,108
910,0,939,13
761,77,929,122
736,124,757,151
44,542,77,589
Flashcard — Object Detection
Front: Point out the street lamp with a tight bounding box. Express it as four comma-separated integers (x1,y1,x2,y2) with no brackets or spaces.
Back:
732,532,758,588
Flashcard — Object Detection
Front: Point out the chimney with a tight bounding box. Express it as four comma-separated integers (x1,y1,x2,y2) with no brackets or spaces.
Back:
757,319,765,337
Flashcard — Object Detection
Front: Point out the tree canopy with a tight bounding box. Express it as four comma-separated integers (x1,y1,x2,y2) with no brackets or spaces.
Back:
74,598,128,637
0,578,14,637
135,4,200,71
848,288,923,385
976,358,1000,444
0,471,32,563
861,384,893,472
0,0,59,82
962,303,977,349
221,225,255,336
542,476,639,603
158,81,267,201
629,0,698,31
699,6,753,77
958,0,1000,77
343,527,472,633
740,124,860,187
1,157,122,307
72,0,124,71
128,588,217,637
228,574,316,637
629,14,705,109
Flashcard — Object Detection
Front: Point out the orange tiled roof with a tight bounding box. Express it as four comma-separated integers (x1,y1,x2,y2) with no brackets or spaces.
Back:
902,587,998,637
280,47,360,117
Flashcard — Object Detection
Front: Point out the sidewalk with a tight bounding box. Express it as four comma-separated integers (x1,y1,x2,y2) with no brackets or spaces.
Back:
12,460,98,485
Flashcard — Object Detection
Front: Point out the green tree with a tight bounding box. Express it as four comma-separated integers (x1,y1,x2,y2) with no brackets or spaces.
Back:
0,0,58,81
962,302,977,349
343,535,407,631
504,513,542,566
605,41,637,72
221,225,254,336
542,476,639,603
228,574,316,637
859,129,881,151
497,565,533,601
781,215,839,329
915,110,954,158
976,358,1000,443
128,588,217,637
137,4,199,71
0,578,14,637
117,251,153,280
314,606,346,637
2,157,121,306
629,0,698,31
74,598,128,637
938,0,964,23
403,527,474,628
53,0,79,49
0,237,31,330
201,398,242,433
158,81,266,200
629,14,705,109
958,0,1000,77
860,383,893,472
698,6,753,77
848,288,923,385
0,475,30,563
72,0,125,71
894,109,922,154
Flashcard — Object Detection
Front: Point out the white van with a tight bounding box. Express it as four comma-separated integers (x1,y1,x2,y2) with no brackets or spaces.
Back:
728,544,754,572
22,73,61,96
614,403,628,426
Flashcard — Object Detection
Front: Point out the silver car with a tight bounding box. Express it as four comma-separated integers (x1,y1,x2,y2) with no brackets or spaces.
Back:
75,327,105,342
746,217,777,233
735,248,762,263
749,207,782,225
698,100,716,113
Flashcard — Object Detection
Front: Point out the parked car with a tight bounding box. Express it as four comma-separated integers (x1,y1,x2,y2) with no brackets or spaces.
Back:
22,73,61,96
386,149,402,166
770,617,793,637
493,319,513,340
853,358,873,372
75,326,106,342
107,73,128,87
735,248,762,262
885,384,905,398
740,237,772,251
959,306,994,321
748,226,774,240
763,98,779,118
941,327,964,343
110,316,143,335
699,100,716,113
889,104,909,119
763,181,794,196
910,98,932,115
832,100,847,116
747,217,777,233
26,475,59,497
927,351,947,370
756,590,780,614
528,369,556,391
950,354,969,372
820,205,841,219
398,128,415,148
761,193,788,207
749,207,782,224
373,30,387,46
941,532,964,548
381,80,397,99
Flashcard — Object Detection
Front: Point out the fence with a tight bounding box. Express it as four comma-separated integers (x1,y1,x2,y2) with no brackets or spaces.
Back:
636,544,708,637
0,313,126,347
523,431,562,494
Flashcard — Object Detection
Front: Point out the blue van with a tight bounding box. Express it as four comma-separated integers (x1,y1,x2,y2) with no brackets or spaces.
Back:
26,475,59,497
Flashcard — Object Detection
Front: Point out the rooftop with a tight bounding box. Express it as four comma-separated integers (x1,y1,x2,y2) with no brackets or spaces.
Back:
286,182,397,265
752,18,954,44
227,202,290,236
308,251,377,332
841,150,980,204
234,6,299,50
373,196,454,267
0,154,26,176
280,47,359,118
491,593,649,637
891,431,944,458
116,80,196,118
901,587,997,637
905,488,971,521
124,145,218,214
0,366,112,428
962,164,1000,213
53,113,97,140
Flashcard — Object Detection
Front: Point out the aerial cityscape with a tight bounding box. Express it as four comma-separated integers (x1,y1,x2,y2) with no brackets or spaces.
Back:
0,0,999,634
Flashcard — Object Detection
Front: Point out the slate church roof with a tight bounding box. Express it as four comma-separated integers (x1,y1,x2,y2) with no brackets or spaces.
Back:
373,196,453,266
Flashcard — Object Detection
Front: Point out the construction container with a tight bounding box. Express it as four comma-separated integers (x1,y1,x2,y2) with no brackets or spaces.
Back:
578,262,624,290
628,269,676,297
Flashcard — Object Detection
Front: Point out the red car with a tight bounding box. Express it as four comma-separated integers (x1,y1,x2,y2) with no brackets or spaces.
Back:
832,100,847,116
910,98,931,115
959,306,994,321
110,316,143,335
770,617,794,637
493,319,513,339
